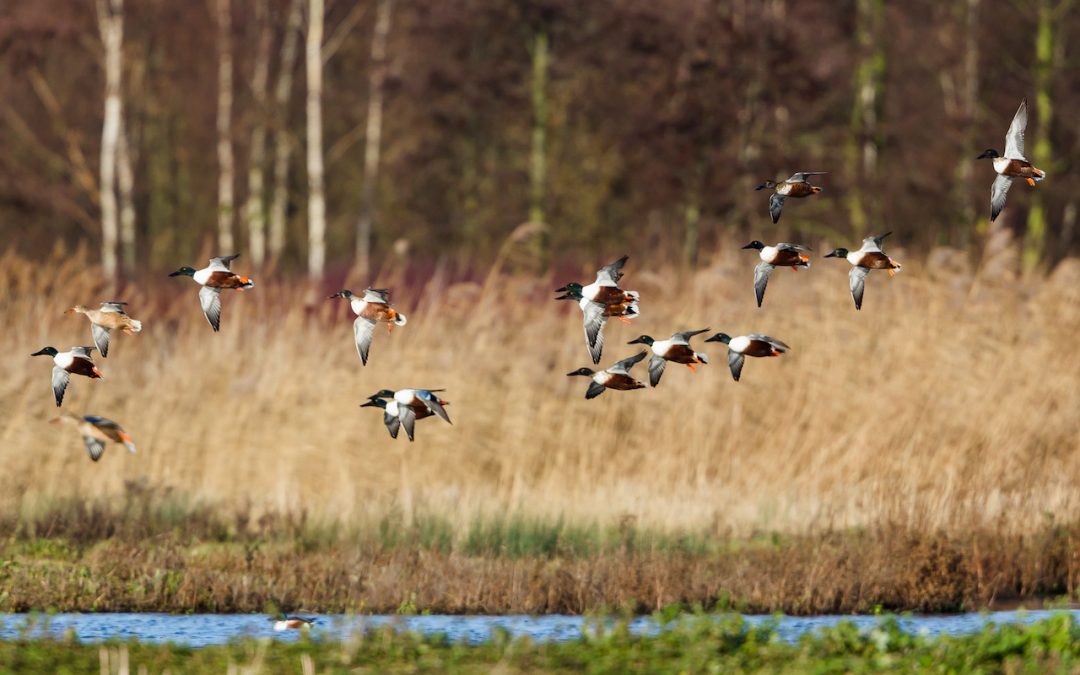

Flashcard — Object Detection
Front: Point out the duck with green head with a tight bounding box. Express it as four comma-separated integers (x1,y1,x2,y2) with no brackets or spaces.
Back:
168,254,254,331
705,332,789,382
823,232,901,310
31,345,103,407
755,172,827,223
627,329,710,387
567,351,647,399
976,98,1046,222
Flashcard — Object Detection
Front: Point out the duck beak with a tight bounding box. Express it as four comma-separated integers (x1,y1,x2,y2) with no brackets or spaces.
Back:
741,243,755,249
554,293,571,300
30,349,49,356
554,286,569,293
167,270,183,277
359,400,378,408
824,251,838,258
754,183,767,191
328,293,341,299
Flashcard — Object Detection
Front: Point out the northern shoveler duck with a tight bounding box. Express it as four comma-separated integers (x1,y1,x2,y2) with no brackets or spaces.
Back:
556,256,640,364
824,232,902,310
755,172,827,223
361,396,442,441
268,614,316,631
705,332,789,382
367,389,452,441
977,99,1046,222
328,288,407,366
627,329,709,387
556,287,639,365
66,302,142,358
168,254,254,331
30,346,103,407
50,414,136,462
566,351,647,399
741,241,812,307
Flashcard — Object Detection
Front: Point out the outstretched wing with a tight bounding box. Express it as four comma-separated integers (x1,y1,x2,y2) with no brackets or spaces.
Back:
776,242,811,252
353,316,377,365
596,255,629,284
860,232,892,252
647,354,667,388
83,436,106,462
398,405,417,442
753,262,774,308
584,381,606,399
990,174,1013,222
785,171,827,183
611,350,647,374
70,346,96,358
581,300,607,365
208,254,240,271
769,193,786,224
727,351,745,382
383,412,401,439
199,286,223,331
91,324,112,358
1004,98,1027,160
51,367,71,407
849,266,870,310
671,328,709,343
419,397,452,424
99,302,128,314
363,288,391,304
747,333,790,351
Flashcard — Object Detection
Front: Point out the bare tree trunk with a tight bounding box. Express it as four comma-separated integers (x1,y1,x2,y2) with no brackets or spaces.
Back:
958,0,979,237
269,0,304,263
846,0,885,236
355,0,395,278
117,117,137,269
245,0,272,268
96,0,123,280
215,0,235,253
528,28,549,226
306,0,326,281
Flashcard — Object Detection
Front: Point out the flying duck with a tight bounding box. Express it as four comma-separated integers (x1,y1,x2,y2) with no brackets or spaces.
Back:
627,329,709,387
50,414,136,461
824,232,902,310
367,389,452,441
328,288,407,366
168,254,254,331
66,302,142,357
566,351,648,399
361,397,440,441
755,172,827,223
30,346,103,407
705,332,789,382
741,241,812,307
556,256,640,364
976,99,1046,222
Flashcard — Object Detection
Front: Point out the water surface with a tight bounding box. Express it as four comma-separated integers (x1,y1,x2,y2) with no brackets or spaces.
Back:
1,611,1076,648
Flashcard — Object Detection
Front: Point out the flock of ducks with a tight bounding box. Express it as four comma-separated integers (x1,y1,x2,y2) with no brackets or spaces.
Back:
30,99,1042,455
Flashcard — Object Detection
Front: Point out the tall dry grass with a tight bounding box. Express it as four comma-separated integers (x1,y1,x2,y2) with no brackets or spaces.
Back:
1,242,1078,537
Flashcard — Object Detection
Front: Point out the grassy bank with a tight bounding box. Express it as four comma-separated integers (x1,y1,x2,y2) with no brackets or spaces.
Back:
4,613,1080,673
3,494,1080,614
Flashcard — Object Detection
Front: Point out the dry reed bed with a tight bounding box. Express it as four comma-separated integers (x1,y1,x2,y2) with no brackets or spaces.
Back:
1,246,1078,536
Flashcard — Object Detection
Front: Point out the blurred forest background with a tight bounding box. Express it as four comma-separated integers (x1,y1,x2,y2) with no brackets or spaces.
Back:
1,0,1078,281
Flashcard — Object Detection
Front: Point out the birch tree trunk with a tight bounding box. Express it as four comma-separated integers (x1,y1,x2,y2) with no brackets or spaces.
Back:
245,0,272,268
96,0,123,279
355,0,395,277
117,117,136,269
306,0,327,281
269,0,304,263
215,0,235,253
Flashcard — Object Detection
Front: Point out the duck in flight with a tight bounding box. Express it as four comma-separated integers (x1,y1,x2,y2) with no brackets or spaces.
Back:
755,172,827,223
168,254,254,331
976,98,1046,222
66,302,142,358
556,256,640,364
741,240,812,307
50,414,136,462
30,346,103,407
329,288,407,366
627,329,709,387
366,388,452,441
705,332,789,382
824,232,902,310
566,351,648,399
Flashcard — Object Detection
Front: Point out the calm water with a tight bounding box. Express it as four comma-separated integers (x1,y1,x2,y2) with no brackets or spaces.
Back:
0,611,1077,648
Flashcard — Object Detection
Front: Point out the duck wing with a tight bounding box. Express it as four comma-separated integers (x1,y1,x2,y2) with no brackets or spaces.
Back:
397,405,417,442
418,396,452,424
784,171,827,183
860,232,892,252
670,328,709,343
754,262,774,308
776,242,811,252
596,255,629,284
581,300,607,365
70,345,97,359
849,266,870,310
82,436,106,461
51,366,70,407
610,350,647,374
363,288,391,304
748,333,790,351
353,316,377,365
584,381,606,399
91,324,112,358
208,254,240,271
383,411,401,439
990,174,1013,223
768,192,786,224
199,286,223,331
727,350,745,382
647,354,667,388
1004,98,1027,160
99,302,128,314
